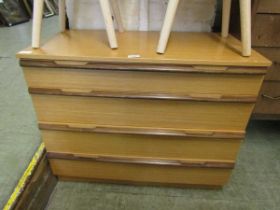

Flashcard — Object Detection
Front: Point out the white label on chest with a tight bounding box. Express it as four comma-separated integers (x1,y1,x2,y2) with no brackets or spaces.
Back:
19,51,32,54
128,54,141,59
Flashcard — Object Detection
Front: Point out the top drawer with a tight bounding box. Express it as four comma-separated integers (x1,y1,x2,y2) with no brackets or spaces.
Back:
22,67,264,102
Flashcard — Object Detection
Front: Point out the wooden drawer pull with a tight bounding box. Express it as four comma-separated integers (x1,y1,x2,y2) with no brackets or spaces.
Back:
39,122,245,139
47,152,235,169
262,94,280,100
193,66,229,72
54,61,89,66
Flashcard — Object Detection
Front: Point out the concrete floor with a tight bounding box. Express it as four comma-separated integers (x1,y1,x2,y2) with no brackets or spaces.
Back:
0,17,59,208
0,17,279,210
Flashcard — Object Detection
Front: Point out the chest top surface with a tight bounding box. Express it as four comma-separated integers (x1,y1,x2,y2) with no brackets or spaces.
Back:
17,30,271,68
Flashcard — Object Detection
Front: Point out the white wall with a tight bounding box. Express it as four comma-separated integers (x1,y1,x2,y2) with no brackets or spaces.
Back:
66,0,217,32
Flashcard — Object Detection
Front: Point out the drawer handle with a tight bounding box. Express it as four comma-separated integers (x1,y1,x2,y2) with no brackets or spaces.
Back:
54,61,89,66
262,94,280,101
193,66,229,71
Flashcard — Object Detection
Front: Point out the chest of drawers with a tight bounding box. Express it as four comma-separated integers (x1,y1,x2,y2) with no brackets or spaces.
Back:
17,31,271,188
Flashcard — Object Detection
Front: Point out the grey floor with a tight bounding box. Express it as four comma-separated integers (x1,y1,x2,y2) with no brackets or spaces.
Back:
0,17,279,210
0,17,59,208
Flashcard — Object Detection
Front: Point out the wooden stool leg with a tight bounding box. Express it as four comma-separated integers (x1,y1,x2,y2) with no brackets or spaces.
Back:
99,0,118,49
110,0,124,32
59,0,66,32
240,0,251,56
221,0,232,38
32,0,44,48
157,0,180,54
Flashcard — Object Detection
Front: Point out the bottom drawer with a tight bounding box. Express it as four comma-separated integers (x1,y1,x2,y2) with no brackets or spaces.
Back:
254,81,280,117
49,159,232,188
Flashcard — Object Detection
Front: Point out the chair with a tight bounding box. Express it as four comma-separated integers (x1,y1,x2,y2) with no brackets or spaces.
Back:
32,0,123,49
157,0,252,57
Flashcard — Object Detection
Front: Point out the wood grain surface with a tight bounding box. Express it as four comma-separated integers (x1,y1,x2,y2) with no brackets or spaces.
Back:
31,94,254,132
49,159,232,187
21,60,268,74
17,30,270,188
42,130,242,162
17,31,271,67
23,67,264,102
39,122,245,139
47,152,235,169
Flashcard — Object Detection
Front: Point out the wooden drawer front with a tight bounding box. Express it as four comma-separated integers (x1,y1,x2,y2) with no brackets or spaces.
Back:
254,81,280,115
49,159,232,187
257,0,280,14
32,94,254,132
42,130,242,162
253,15,280,47
23,67,264,101
255,48,280,81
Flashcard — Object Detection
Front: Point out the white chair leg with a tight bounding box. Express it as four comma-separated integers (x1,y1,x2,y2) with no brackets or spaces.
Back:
59,0,66,32
157,0,180,54
240,0,251,56
221,0,232,37
32,0,44,48
99,0,118,49
110,0,124,32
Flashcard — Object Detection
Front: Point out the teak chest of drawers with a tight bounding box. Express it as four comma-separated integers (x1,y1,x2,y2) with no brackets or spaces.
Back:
17,31,271,188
